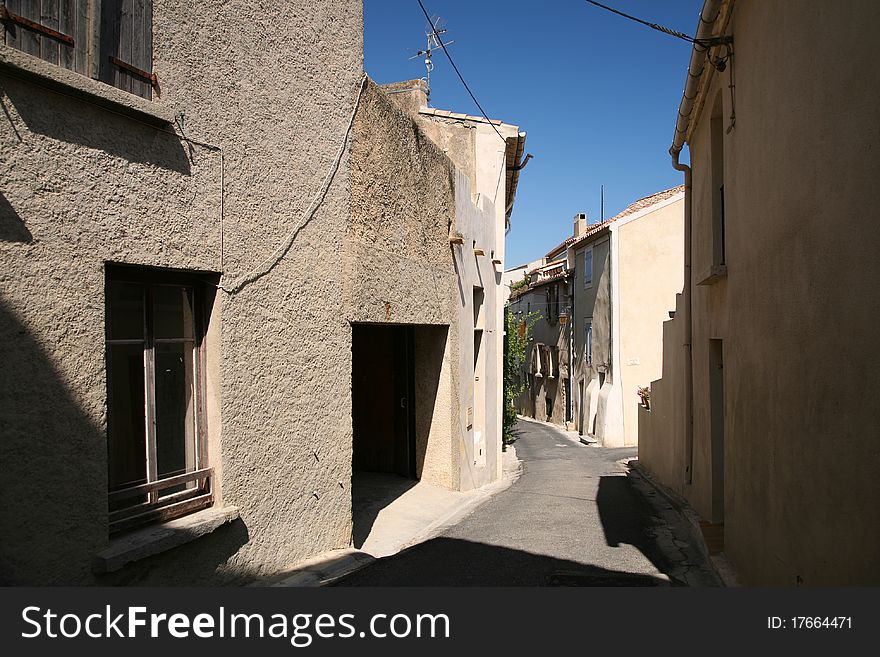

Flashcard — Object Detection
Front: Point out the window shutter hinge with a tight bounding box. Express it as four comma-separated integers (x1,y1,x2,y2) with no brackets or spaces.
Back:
109,56,159,88
0,6,75,46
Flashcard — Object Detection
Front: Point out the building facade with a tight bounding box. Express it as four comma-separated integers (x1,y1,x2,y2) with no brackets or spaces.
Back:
567,189,683,448
638,0,880,585
507,258,570,427
507,192,683,447
0,3,525,584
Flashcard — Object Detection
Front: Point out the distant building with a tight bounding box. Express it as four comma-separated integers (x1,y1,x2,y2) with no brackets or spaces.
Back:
507,257,570,426
508,189,684,447
638,0,880,585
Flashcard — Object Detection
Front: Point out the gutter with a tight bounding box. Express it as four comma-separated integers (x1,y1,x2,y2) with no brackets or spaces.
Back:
504,133,529,232
669,0,724,486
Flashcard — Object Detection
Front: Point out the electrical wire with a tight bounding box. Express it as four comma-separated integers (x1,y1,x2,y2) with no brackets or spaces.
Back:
583,0,715,48
217,74,368,294
415,0,507,143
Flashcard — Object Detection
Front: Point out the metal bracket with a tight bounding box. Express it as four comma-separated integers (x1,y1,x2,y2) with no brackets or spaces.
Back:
0,6,75,45
110,56,159,88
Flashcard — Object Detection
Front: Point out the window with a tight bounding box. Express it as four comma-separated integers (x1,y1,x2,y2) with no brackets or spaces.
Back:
105,264,213,534
583,248,593,289
1,1,155,99
584,320,593,364
546,284,559,324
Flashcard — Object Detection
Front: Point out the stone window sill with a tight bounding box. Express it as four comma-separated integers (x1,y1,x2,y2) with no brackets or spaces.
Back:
0,44,176,127
93,506,240,574
697,263,728,286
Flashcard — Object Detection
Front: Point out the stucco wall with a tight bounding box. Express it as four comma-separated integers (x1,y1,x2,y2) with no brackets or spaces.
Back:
0,0,363,585
616,197,684,446
640,0,880,585
571,234,615,441
347,79,459,489
348,79,506,492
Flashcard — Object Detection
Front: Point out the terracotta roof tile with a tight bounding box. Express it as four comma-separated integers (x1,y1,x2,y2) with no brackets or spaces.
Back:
545,185,684,258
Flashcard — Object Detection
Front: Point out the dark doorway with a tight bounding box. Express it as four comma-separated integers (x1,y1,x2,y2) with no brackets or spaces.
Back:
352,324,417,479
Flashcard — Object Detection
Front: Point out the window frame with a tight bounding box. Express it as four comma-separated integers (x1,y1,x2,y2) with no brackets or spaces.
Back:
583,247,593,289
104,264,212,535
1,0,156,100
584,319,593,365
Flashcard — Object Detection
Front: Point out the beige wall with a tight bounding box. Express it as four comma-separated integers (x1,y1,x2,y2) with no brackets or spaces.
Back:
347,80,460,489
616,196,684,446
571,234,613,440
349,79,510,492
0,0,363,584
640,0,880,585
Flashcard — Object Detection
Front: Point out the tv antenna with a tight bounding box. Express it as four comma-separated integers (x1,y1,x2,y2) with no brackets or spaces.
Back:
408,15,453,102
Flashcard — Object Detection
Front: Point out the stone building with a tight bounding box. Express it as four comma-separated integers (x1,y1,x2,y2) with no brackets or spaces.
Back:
638,0,880,585
0,2,525,585
509,189,683,446
507,257,570,427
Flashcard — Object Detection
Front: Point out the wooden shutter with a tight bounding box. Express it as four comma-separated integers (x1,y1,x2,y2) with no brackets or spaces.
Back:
2,1,88,74
99,0,153,99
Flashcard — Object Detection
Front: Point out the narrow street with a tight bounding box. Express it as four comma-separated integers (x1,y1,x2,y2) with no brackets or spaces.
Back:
336,418,719,586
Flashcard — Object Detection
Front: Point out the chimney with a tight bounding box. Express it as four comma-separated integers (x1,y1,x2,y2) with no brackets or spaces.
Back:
381,79,429,118
573,213,588,237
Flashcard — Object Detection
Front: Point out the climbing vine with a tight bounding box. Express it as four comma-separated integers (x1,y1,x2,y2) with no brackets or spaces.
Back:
503,308,541,444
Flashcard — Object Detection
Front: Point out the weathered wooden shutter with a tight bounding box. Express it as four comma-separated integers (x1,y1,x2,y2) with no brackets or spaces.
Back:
1,1,89,75
98,0,153,99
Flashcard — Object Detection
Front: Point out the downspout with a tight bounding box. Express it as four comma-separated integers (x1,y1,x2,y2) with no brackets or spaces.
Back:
567,272,574,426
670,0,724,486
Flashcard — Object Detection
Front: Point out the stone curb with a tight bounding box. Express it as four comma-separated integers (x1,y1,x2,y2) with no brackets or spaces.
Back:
627,460,737,586
252,447,524,587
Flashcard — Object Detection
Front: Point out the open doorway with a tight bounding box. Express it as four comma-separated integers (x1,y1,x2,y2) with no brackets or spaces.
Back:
351,323,449,549
352,324,416,479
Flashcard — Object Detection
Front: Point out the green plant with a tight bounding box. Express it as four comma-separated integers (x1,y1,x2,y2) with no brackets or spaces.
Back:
503,308,541,444
510,275,529,292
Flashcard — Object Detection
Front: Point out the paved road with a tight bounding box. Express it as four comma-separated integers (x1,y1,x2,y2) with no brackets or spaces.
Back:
336,418,688,586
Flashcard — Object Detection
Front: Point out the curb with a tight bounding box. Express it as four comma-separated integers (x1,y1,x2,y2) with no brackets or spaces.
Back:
627,460,737,586
254,448,524,587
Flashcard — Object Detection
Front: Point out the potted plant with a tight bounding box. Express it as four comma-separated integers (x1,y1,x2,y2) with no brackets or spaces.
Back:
637,386,651,410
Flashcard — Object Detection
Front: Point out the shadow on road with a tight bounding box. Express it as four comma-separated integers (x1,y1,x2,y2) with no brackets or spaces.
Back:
333,537,669,586
596,474,672,579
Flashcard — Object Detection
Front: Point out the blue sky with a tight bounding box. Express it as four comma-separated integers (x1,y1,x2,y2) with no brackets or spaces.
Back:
364,0,702,267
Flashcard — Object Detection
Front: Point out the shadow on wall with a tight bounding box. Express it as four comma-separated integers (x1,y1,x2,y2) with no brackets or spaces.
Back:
0,192,32,243
1,75,191,175
333,537,668,586
0,298,253,585
0,296,108,584
98,519,254,587
414,324,447,480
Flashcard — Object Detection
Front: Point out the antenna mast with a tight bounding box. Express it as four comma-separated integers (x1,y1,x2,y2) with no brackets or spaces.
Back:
409,15,454,103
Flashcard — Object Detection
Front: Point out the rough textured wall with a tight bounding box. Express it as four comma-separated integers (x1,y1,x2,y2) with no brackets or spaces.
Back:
346,78,460,489
0,0,362,584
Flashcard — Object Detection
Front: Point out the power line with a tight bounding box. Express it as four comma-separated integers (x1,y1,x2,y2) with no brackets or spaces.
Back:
415,0,507,143
583,0,714,48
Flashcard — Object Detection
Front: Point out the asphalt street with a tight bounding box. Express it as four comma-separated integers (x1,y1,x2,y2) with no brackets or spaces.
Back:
336,418,687,586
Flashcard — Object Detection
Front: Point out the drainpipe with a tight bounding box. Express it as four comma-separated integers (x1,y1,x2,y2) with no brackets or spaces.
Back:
672,153,694,485
670,0,724,486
